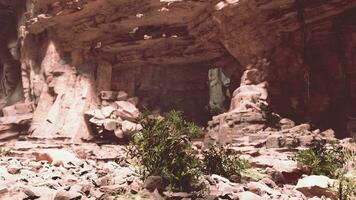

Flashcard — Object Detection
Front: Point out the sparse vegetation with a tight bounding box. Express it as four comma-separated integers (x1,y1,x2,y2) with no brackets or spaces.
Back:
294,139,356,199
127,111,205,192
337,175,356,200
0,147,10,157
259,102,281,128
293,139,346,178
202,145,250,181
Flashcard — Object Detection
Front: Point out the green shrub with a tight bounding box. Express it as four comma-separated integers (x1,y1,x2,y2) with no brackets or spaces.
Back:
293,139,346,178
128,111,204,192
202,145,250,181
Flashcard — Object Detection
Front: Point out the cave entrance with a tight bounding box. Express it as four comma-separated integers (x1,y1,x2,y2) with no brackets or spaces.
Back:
0,3,24,111
111,63,212,125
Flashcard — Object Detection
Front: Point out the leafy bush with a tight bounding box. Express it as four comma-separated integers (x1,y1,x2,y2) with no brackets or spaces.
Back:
203,145,250,181
293,139,346,178
128,111,204,192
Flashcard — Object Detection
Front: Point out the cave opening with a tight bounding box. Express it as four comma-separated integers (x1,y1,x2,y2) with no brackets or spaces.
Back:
0,1,24,111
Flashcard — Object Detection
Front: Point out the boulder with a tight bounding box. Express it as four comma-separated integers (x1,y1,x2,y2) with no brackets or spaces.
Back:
121,120,142,136
115,101,140,120
295,175,336,199
103,119,118,131
101,106,116,118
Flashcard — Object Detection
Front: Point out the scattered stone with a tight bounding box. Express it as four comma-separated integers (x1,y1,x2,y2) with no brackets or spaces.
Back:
295,175,336,198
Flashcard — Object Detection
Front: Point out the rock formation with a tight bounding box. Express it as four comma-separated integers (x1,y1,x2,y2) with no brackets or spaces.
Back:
0,0,354,199
6,0,352,139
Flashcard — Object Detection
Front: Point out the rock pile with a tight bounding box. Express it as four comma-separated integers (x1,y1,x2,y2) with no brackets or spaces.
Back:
85,91,142,139
0,146,141,200
0,102,33,141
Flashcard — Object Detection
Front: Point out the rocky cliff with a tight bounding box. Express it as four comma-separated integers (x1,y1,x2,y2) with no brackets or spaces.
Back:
0,0,355,140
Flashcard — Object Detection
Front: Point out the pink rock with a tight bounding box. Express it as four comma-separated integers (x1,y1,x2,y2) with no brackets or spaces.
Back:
115,101,140,120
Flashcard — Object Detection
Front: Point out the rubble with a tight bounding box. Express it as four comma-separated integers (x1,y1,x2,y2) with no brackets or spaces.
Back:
85,91,142,140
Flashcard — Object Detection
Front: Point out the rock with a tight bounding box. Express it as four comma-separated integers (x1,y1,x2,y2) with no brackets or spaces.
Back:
33,149,79,166
279,118,295,130
54,189,82,200
127,97,139,106
103,119,118,131
117,91,129,101
121,120,142,136
13,141,38,151
114,128,124,139
115,101,140,120
240,69,264,85
288,124,311,134
266,134,281,148
0,184,8,195
101,106,116,118
100,91,118,100
23,186,56,200
295,175,336,198
23,187,41,199
7,164,21,174
237,191,263,200
321,129,335,138
2,102,34,116
247,181,276,196
299,135,314,146
143,176,163,192
99,184,126,194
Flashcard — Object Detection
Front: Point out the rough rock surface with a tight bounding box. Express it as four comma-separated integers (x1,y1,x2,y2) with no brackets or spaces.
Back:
0,0,354,200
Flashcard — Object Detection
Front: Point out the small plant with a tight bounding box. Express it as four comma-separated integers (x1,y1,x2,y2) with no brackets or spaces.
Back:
259,102,281,128
293,139,346,178
128,111,204,192
0,148,10,156
337,175,356,200
202,145,250,181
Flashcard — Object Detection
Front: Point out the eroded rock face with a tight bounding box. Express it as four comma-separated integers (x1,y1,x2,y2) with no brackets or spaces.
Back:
202,0,356,137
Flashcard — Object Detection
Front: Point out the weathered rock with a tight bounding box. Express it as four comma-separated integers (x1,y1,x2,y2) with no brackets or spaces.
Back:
237,191,263,200
7,164,21,174
143,176,163,192
54,189,82,200
295,175,336,199
100,91,118,101
121,120,142,137
33,149,79,166
115,101,140,121
116,91,129,101
103,119,118,131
